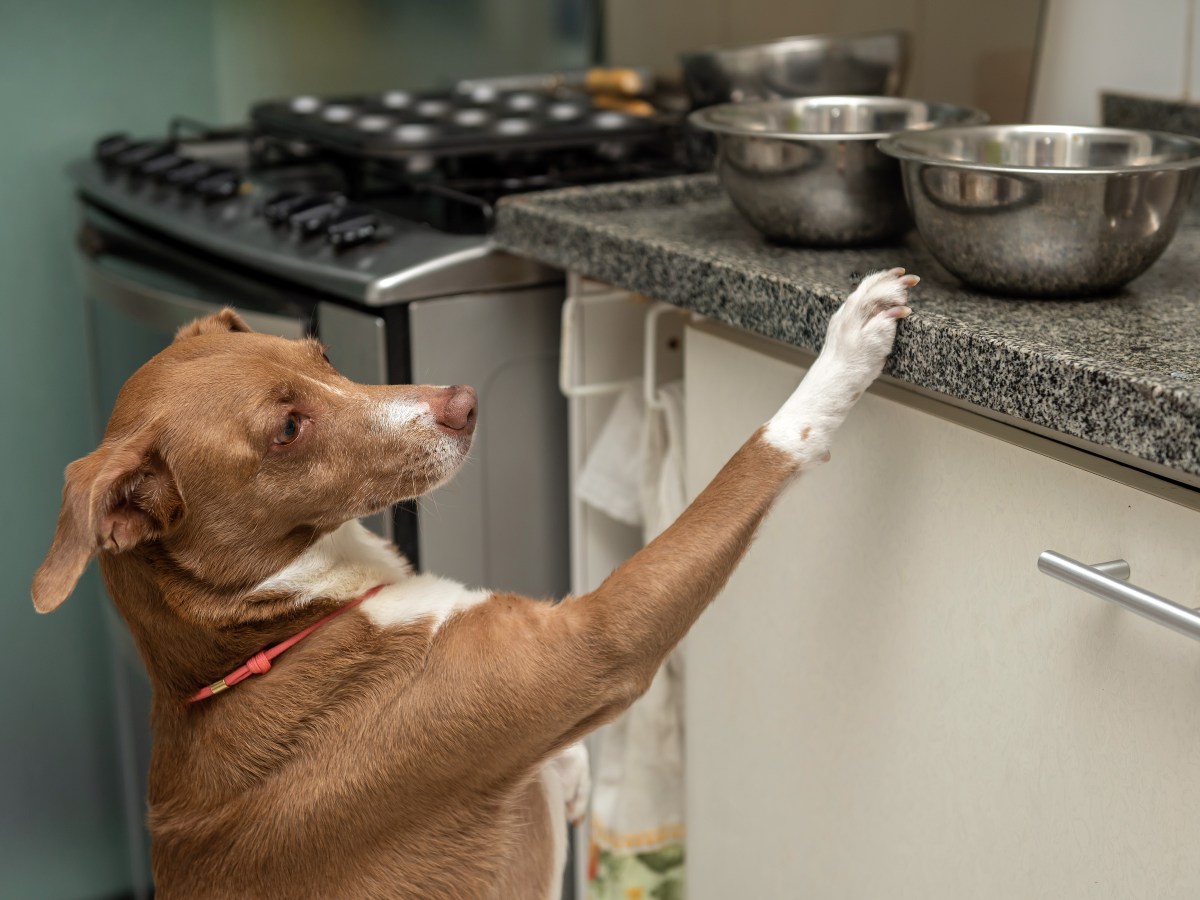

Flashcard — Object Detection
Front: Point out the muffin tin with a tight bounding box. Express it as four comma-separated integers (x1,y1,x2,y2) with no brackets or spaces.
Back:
251,86,672,160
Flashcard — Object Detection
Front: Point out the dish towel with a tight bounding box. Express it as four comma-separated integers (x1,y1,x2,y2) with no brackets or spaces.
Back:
575,383,645,528
580,380,688,900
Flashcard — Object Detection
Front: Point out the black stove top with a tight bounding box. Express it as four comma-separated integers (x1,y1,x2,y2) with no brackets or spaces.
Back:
73,94,691,306
299,138,687,235
250,84,678,163
94,99,688,242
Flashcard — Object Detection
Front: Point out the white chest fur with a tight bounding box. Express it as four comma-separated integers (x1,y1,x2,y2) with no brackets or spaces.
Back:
255,520,488,630
360,573,489,629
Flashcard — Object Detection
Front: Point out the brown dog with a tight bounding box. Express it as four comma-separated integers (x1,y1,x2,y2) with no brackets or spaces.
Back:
33,269,916,898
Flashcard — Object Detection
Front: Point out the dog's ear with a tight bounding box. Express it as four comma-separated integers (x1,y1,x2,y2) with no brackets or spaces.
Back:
174,307,253,342
32,434,183,613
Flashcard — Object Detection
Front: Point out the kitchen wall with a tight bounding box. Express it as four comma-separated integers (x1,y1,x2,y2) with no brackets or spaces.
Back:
0,4,218,898
605,0,1044,122
1031,0,1199,124
0,3,590,898
211,0,592,121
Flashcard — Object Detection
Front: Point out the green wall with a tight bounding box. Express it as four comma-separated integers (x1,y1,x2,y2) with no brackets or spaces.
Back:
0,3,217,898
211,0,589,119
0,2,588,897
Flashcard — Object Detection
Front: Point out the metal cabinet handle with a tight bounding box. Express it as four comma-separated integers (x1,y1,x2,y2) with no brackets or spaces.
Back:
1038,551,1200,642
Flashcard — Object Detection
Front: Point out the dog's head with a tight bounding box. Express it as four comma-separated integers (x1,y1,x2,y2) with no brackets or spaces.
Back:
32,308,476,614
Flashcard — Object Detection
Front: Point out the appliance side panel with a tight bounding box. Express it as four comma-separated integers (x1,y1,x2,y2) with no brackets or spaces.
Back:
410,285,569,599
317,302,388,385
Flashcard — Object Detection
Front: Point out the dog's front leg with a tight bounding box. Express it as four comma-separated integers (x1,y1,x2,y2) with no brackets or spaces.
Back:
566,268,917,717
417,270,916,775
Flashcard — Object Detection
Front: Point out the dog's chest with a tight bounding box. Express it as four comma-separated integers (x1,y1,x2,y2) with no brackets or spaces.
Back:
256,520,491,632
360,574,490,630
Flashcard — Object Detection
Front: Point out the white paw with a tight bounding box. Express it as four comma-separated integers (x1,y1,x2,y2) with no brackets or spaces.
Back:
824,267,917,375
764,268,917,465
547,742,591,825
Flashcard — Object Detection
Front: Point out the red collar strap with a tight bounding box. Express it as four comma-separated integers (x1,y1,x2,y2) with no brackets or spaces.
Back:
188,583,389,704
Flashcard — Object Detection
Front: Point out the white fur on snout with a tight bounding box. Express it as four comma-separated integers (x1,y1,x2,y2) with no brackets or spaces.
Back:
374,399,434,431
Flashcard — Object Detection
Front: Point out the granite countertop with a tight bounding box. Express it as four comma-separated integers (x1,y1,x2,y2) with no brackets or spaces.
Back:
495,174,1200,484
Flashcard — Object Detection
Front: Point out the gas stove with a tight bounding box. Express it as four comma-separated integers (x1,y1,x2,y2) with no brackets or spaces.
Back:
75,88,684,306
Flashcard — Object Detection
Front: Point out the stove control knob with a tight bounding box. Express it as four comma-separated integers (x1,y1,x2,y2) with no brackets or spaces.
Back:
150,157,196,184
94,133,132,165
326,207,383,249
192,168,242,201
114,142,172,170
286,195,347,237
139,153,186,178
262,191,311,224
162,160,212,188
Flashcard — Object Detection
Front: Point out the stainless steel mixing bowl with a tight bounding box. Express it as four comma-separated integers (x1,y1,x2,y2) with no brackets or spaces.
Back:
690,97,987,246
879,125,1200,296
680,31,908,108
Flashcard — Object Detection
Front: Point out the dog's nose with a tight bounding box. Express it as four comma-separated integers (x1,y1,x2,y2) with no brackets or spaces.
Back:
435,385,477,433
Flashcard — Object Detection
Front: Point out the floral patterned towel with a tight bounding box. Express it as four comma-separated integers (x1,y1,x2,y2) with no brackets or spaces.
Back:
588,834,685,900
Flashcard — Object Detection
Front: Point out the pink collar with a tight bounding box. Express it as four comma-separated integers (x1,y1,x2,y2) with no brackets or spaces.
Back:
188,584,389,704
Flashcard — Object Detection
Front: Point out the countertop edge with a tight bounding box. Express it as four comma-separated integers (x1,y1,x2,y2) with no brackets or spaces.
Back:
494,182,1200,484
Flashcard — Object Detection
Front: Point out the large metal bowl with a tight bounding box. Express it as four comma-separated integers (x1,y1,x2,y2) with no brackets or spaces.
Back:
690,97,987,246
681,31,908,108
878,125,1200,296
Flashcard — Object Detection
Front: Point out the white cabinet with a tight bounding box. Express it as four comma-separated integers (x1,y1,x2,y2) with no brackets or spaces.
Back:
682,320,1200,899
562,276,686,596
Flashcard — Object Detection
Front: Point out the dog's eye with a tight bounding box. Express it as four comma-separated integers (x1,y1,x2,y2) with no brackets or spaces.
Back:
275,413,302,446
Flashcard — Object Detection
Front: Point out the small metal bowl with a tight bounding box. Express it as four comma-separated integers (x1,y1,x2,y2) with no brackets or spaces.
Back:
681,30,908,108
393,123,439,143
355,114,393,132
690,96,987,246
879,125,1200,295
415,99,451,119
453,108,492,128
380,91,412,109
290,96,321,114
321,104,356,123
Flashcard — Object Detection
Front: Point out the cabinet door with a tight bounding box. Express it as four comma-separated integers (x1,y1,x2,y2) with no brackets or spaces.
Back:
683,322,1200,900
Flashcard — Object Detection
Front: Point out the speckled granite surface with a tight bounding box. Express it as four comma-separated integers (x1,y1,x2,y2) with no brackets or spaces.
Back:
1103,91,1200,138
495,174,1200,481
